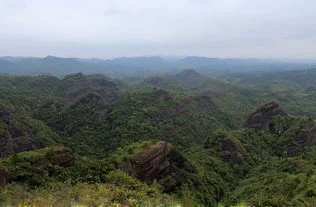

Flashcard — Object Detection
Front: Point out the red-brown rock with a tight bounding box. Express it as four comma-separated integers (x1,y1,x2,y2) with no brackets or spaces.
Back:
246,101,288,130
50,147,75,167
40,147,75,167
119,141,195,191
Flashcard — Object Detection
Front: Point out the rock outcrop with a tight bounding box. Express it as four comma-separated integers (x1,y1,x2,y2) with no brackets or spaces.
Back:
0,164,9,186
0,104,46,157
205,131,246,166
48,147,75,167
220,138,246,166
60,73,120,106
246,101,288,130
38,147,75,167
285,124,316,155
119,141,195,191
0,132,43,158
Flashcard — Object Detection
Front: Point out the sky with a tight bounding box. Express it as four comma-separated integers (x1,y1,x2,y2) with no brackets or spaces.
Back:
0,0,316,59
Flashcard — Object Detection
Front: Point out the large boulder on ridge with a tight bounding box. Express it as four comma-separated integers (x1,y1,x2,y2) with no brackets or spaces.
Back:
119,141,195,191
38,147,75,167
246,101,288,130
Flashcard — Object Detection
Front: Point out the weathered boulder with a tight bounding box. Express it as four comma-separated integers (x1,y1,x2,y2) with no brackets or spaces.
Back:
49,147,75,167
0,164,9,186
119,141,195,191
246,101,288,130
41,147,75,167
28,147,75,168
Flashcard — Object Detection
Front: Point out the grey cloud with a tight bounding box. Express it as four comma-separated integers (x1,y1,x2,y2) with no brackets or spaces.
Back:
0,0,316,59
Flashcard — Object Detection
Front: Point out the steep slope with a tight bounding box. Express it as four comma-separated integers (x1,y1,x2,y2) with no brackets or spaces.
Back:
118,141,195,191
246,101,288,130
0,100,58,157
0,73,125,157
227,68,316,120
100,89,228,151
224,154,316,206
133,70,267,128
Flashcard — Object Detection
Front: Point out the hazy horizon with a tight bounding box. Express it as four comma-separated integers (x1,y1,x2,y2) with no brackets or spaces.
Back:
2,55,316,63
1,0,316,59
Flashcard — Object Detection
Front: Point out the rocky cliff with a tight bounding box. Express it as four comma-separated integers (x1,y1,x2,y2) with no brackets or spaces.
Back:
284,124,316,155
205,131,246,166
0,164,9,186
60,73,120,104
246,101,288,130
43,147,75,167
119,141,195,191
0,103,57,157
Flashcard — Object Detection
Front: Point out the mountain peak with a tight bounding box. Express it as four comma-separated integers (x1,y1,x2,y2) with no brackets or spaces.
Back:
246,101,288,130
176,69,202,82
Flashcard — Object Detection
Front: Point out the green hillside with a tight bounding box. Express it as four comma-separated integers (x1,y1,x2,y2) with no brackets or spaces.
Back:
0,70,316,206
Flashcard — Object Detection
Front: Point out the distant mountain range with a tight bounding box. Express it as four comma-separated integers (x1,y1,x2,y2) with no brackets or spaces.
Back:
1,55,316,78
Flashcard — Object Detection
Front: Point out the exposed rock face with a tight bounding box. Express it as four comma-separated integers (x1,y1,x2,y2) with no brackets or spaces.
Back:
0,164,9,186
29,147,75,168
285,125,316,155
119,141,195,191
220,138,246,166
0,130,43,158
48,147,75,167
154,89,171,101
32,147,75,167
246,101,288,130
0,106,44,157
309,125,316,136
205,132,246,166
60,73,120,106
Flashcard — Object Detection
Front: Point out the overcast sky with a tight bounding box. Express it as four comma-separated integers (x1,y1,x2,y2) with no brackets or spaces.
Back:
0,0,316,59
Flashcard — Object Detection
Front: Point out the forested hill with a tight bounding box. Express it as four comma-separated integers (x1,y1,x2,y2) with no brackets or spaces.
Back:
0,70,316,206
1,55,316,78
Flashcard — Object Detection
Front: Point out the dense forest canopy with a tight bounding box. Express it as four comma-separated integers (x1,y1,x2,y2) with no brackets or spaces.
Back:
0,63,316,206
